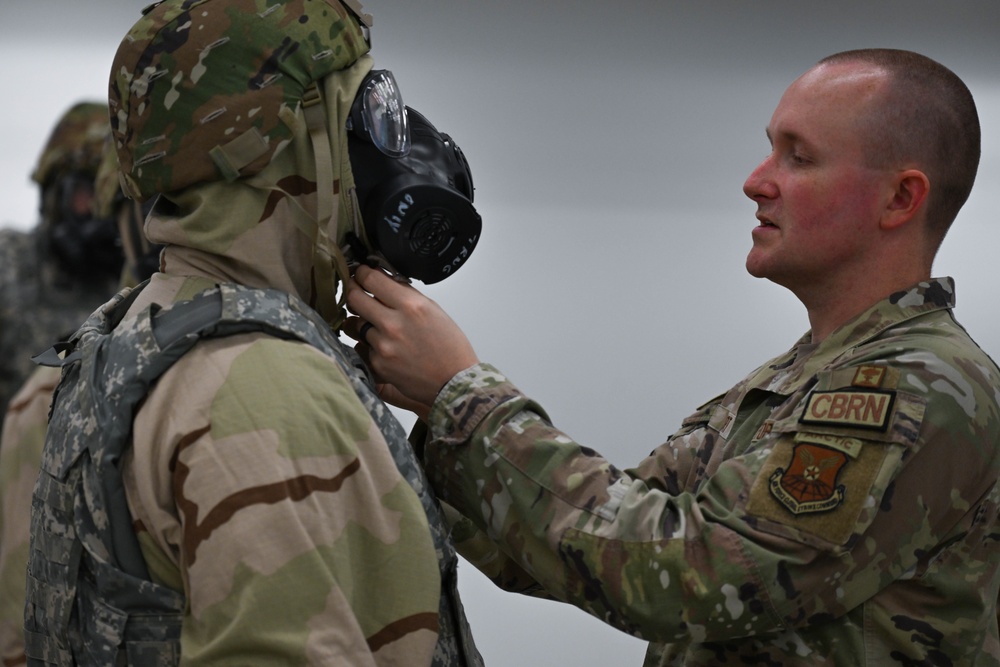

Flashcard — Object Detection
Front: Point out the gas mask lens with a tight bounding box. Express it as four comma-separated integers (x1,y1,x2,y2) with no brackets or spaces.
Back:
352,70,410,158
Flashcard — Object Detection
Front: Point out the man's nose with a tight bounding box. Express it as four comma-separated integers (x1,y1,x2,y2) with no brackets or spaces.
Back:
743,156,777,201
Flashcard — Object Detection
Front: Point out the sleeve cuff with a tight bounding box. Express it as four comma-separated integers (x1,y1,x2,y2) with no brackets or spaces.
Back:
427,362,519,443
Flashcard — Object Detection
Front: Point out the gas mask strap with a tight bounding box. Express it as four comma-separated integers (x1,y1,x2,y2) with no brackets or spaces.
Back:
300,83,352,327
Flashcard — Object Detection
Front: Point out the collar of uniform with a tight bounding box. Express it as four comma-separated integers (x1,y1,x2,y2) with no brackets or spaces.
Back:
743,277,956,396
819,277,956,352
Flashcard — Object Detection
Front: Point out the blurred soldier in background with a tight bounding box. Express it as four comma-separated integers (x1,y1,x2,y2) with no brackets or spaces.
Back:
0,102,123,431
1,103,122,665
0,136,160,666
24,0,483,665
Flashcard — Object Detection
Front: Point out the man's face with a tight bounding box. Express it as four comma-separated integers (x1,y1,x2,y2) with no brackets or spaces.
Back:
743,63,893,295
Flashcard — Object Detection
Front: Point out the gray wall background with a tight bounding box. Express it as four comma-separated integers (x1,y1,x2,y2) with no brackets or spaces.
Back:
2,2,998,664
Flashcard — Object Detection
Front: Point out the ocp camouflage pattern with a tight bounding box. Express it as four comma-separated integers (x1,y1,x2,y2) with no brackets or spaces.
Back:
423,277,1000,666
110,0,370,200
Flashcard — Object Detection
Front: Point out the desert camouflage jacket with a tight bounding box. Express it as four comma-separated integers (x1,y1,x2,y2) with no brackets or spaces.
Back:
26,276,482,666
423,277,1000,666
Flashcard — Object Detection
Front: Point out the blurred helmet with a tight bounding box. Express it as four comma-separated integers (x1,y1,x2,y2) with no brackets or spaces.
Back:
110,0,371,201
95,139,162,284
33,102,123,283
31,102,110,187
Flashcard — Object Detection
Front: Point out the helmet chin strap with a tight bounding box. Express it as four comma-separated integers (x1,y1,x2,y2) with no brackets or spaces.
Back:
298,78,412,327
300,83,353,328
247,83,353,329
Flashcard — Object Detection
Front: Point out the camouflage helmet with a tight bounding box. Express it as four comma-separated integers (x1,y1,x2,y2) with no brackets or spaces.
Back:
94,136,124,219
110,0,372,201
31,102,110,187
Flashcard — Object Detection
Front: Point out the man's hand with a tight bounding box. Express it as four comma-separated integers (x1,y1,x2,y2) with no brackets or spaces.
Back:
344,265,479,413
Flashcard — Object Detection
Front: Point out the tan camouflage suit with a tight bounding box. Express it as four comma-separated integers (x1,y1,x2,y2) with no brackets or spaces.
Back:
420,278,1000,665
0,103,122,667
25,1,481,665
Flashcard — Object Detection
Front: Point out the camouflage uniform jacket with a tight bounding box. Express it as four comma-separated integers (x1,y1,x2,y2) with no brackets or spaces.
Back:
0,228,117,432
423,277,1000,666
26,277,482,666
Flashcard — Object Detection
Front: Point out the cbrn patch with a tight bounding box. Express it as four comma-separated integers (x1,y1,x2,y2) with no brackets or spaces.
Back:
800,389,895,431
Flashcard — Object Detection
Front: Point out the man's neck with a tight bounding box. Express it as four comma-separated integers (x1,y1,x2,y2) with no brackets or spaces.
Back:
799,270,931,343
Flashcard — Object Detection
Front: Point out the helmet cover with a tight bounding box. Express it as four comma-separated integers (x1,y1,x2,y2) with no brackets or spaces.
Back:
94,136,125,219
110,0,370,201
32,102,110,186
95,140,162,284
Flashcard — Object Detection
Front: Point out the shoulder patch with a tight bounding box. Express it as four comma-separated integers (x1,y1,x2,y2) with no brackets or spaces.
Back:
747,429,891,544
766,433,864,516
767,442,847,514
799,389,895,431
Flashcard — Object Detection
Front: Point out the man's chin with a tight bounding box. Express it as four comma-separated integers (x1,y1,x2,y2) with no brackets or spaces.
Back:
745,253,769,279
745,256,793,290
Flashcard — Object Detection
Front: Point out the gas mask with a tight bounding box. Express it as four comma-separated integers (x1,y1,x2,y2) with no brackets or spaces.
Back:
347,70,481,284
43,171,123,282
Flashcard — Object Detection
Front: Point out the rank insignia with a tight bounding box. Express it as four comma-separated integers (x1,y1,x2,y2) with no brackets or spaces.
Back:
852,365,886,388
768,442,847,515
753,420,774,442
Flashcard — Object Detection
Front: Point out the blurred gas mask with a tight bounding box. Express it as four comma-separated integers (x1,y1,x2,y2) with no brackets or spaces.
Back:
347,70,481,284
43,171,123,282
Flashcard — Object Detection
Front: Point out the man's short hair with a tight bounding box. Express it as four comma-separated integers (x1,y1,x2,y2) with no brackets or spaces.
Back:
819,49,980,244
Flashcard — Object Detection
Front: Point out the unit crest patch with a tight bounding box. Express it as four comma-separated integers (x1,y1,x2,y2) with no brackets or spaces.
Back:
768,441,847,514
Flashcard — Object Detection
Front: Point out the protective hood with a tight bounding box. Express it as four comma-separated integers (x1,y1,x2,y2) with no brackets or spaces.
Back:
145,57,373,327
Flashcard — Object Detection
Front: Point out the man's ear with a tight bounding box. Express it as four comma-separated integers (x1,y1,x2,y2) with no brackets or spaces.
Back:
881,169,930,230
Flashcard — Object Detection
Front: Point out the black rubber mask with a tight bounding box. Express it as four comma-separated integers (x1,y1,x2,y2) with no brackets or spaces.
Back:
347,70,481,284
45,172,123,282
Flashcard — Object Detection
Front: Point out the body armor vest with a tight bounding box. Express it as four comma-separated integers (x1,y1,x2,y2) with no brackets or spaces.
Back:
24,283,482,666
